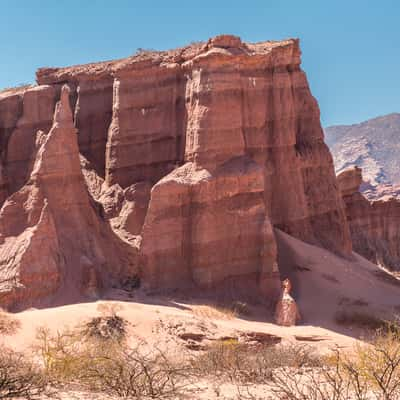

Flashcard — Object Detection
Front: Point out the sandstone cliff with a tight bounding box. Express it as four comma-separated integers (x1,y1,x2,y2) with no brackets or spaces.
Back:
0,35,352,309
338,167,400,269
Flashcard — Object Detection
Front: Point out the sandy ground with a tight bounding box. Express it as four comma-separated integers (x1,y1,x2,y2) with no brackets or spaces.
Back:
4,230,400,398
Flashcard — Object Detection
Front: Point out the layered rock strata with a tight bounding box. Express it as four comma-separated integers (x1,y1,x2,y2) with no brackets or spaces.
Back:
0,35,352,309
0,86,136,310
34,36,351,256
140,158,280,295
338,167,400,269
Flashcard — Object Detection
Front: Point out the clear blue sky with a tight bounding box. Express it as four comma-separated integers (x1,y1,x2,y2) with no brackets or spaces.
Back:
1,0,399,126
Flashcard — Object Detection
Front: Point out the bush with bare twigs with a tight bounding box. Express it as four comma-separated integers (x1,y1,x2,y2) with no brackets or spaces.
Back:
79,344,188,398
191,341,322,384
35,324,190,399
268,326,400,400
82,303,128,342
0,346,47,399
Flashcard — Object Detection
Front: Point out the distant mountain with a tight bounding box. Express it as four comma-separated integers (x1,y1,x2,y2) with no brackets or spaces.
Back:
325,113,400,199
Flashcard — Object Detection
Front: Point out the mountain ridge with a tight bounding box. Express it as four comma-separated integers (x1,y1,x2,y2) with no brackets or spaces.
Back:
325,112,400,199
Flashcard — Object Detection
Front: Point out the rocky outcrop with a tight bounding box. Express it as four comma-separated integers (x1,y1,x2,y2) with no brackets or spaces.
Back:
99,180,152,243
274,278,301,326
0,86,136,310
140,158,281,295
0,35,353,309
338,167,400,269
34,36,351,255
326,113,400,200
104,35,350,256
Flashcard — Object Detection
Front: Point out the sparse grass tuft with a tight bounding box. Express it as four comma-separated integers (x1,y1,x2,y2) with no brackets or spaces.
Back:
192,305,238,320
191,301,252,320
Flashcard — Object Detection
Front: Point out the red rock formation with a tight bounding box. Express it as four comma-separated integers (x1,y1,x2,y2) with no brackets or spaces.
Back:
140,158,281,296
0,86,136,310
0,35,353,309
274,278,301,326
35,36,351,260
338,167,400,269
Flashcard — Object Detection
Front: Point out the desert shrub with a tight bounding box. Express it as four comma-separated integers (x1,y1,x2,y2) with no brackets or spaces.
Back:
80,302,128,342
231,301,251,317
36,326,88,383
192,341,322,384
83,314,127,342
269,326,400,400
36,326,188,398
0,346,47,399
348,327,400,398
0,310,20,335
79,344,188,398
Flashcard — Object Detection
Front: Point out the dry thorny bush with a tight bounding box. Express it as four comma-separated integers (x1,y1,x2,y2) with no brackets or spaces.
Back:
82,303,128,342
191,339,322,384
189,322,400,400
248,326,400,400
34,310,191,399
0,346,47,399
6,305,400,399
